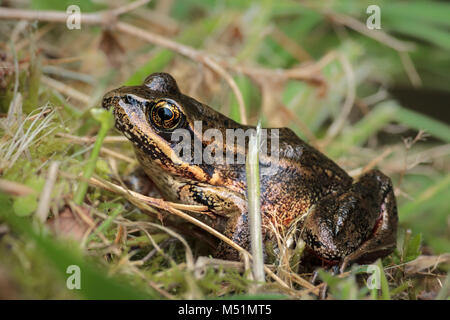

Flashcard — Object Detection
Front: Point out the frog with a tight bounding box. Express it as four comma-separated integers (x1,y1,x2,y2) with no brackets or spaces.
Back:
102,72,398,269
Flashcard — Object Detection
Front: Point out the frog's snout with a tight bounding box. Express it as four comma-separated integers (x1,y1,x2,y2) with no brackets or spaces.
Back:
102,89,119,111
101,99,110,110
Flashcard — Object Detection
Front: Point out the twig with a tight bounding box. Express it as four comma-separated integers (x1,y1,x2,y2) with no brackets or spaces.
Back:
43,56,85,65
114,22,248,125
0,5,331,124
399,51,422,88
360,147,394,175
110,0,151,16
324,53,356,143
99,146,136,164
88,176,294,290
142,223,195,272
36,161,60,222
281,270,320,296
41,75,90,104
15,22,54,52
56,133,128,144
88,176,210,215
230,51,334,86
325,11,414,52
280,106,320,149
0,5,248,125
147,280,176,300
0,178,34,196
42,65,95,84
131,10,178,35
57,133,135,164
348,147,394,178
69,202,109,245
270,26,312,62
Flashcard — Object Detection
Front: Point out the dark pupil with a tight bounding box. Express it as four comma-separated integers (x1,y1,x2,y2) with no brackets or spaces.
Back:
158,107,173,121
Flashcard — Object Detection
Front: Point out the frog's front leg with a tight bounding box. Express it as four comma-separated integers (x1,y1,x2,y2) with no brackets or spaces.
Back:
300,170,398,269
175,182,249,260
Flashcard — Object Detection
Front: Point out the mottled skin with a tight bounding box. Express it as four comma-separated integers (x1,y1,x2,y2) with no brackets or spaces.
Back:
102,72,398,268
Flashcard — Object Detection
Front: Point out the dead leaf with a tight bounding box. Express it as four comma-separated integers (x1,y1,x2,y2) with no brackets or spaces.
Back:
46,206,91,242
405,254,450,274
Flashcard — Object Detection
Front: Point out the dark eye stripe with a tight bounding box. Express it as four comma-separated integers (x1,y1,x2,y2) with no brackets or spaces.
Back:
126,94,137,105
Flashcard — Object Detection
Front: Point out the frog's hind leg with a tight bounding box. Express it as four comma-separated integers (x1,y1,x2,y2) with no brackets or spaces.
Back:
300,170,398,271
339,192,397,271
339,233,396,273
214,212,251,261
339,171,398,272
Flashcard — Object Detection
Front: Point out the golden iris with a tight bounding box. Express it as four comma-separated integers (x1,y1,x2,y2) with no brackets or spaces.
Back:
150,99,182,130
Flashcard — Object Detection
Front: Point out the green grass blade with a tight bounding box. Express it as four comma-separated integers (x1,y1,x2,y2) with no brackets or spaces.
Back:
87,204,123,242
125,15,227,85
73,109,114,205
384,2,450,28
329,101,450,157
124,49,174,86
393,107,450,143
377,259,391,300
399,174,450,221
328,102,398,157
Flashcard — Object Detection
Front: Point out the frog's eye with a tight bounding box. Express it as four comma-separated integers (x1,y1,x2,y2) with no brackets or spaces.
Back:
149,99,183,131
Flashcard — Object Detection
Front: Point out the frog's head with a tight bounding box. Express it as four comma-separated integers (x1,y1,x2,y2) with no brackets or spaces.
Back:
102,72,187,143
102,72,243,186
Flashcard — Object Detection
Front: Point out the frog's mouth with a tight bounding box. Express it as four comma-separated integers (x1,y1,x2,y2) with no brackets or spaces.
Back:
371,199,386,237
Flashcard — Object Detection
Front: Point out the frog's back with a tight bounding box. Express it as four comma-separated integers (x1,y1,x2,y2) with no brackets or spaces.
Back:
259,127,352,227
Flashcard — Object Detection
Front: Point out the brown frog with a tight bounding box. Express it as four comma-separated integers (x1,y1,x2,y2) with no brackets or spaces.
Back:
102,72,398,269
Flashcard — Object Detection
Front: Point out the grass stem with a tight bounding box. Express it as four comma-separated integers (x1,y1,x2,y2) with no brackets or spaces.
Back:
246,123,265,283
73,109,114,205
